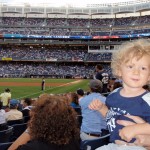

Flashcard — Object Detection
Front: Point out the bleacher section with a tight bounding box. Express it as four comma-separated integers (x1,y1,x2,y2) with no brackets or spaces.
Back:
0,16,150,78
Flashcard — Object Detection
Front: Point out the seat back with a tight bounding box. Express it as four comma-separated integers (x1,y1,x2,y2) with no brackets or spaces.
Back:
74,107,81,115
23,116,30,123
0,123,8,131
0,126,13,143
0,142,13,150
7,119,24,126
10,123,27,141
77,115,82,128
80,134,110,150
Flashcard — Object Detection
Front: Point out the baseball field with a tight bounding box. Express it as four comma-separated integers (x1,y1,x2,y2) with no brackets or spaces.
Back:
0,78,90,100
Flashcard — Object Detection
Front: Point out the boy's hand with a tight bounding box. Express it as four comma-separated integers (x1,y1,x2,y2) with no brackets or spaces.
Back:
88,99,103,111
88,99,108,117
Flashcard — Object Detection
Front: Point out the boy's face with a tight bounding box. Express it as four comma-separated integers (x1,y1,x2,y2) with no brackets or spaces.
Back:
118,55,150,89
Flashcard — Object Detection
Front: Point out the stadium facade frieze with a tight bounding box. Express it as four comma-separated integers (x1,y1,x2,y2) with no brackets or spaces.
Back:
0,1,150,16
2,33,150,40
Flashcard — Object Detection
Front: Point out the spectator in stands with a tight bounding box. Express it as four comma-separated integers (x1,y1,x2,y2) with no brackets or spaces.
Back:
76,88,84,102
112,81,122,91
0,88,11,109
13,94,79,150
5,99,23,121
80,79,107,141
95,64,109,93
21,98,32,117
4,105,10,112
0,101,7,131
67,92,79,108
107,78,123,92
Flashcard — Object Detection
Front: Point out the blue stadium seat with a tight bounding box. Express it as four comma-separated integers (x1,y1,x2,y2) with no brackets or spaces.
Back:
23,116,30,123
0,123,8,131
77,115,82,128
10,123,27,141
0,126,13,143
7,119,24,126
80,133,110,150
74,107,81,115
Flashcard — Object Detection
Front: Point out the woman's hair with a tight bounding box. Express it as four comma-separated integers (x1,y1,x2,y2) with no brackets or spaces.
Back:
111,39,150,78
70,92,79,105
29,94,79,145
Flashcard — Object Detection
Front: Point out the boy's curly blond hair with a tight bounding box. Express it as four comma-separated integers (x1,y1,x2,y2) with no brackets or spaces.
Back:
111,39,150,78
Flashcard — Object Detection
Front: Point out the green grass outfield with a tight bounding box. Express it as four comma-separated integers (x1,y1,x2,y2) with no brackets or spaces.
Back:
0,78,90,100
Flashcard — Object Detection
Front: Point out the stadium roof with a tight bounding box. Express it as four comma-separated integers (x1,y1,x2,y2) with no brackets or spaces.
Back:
1,0,150,7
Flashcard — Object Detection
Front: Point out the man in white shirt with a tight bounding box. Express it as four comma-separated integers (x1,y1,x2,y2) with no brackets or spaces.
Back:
0,101,7,130
5,99,23,121
0,101,6,124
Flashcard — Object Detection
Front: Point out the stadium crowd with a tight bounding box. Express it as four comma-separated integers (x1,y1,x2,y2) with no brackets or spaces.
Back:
1,15,150,27
0,45,112,78
0,62,111,78
0,15,150,36
0,47,112,61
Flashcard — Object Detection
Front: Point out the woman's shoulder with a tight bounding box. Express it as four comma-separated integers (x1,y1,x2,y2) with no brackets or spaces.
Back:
65,140,80,150
17,140,80,150
16,140,51,150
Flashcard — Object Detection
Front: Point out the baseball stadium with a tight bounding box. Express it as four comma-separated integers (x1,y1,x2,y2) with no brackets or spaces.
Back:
0,0,150,149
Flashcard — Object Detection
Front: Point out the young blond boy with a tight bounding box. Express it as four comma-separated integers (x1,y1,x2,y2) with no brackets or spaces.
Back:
89,39,150,150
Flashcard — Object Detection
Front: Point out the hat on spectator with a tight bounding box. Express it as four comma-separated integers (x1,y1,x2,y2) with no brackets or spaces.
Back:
10,99,19,106
89,79,103,90
76,89,84,96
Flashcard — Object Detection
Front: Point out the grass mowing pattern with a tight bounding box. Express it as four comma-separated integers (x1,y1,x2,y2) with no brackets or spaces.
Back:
46,79,89,95
0,78,77,83
0,78,90,99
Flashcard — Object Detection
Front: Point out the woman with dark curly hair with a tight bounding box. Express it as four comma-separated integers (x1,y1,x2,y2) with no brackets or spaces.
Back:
67,92,79,108
16,94,80,150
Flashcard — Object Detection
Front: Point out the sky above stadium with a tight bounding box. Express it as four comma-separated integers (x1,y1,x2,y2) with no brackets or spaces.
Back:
1,0,139,7
1,0,135,2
